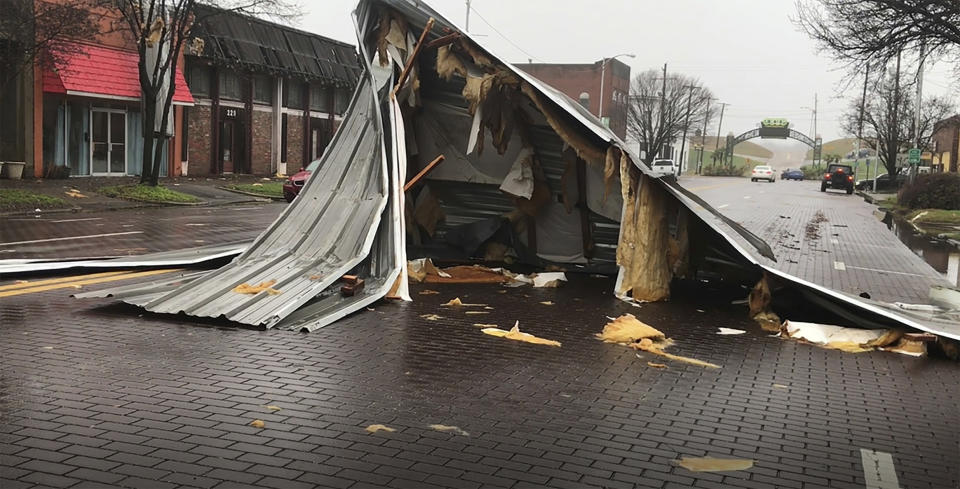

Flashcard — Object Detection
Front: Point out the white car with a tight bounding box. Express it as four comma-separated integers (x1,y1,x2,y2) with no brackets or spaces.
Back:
751,165,776,182
651,159,677,177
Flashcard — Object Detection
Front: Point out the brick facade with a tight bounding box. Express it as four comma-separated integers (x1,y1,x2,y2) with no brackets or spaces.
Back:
517,60,631,139
187,105,212,176
286,113,305,169
932,116,960,173
251,109,273,175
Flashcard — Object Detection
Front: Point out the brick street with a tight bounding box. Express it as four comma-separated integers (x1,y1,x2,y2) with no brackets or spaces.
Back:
1,270,958,489
678,176,950,304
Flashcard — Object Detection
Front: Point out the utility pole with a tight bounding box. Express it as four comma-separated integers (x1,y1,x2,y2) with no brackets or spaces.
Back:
914,42,925,150
677,84,695,177
698,98,711,174
465,0,471,32
714,102,728,164
659,63,667,158
892,49,902,179
855,64,872,191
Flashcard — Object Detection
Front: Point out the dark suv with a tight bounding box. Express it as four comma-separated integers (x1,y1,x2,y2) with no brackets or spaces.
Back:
820,164,854,194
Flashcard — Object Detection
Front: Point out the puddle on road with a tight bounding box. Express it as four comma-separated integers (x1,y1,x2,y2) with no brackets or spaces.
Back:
883,213,959,278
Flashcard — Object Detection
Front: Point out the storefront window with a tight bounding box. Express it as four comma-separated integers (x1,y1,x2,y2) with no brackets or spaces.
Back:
310,84,330,112
285,80,304,109
188,65,211,97
219,71,241,100
334,87,350,114
254,75,273,104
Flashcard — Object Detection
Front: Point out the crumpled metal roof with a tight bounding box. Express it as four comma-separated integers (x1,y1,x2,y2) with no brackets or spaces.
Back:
68,0,960,341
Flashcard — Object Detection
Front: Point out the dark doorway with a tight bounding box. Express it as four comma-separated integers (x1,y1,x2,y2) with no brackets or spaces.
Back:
310,118,333,162
219,108,246,173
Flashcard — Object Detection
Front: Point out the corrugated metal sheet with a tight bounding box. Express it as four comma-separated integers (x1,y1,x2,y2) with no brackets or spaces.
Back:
79,78,390,328
65,0,960,341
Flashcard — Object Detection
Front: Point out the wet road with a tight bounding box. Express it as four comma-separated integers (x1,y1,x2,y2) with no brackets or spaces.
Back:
1,272,958,489
0,204,286,260
678,175,949,304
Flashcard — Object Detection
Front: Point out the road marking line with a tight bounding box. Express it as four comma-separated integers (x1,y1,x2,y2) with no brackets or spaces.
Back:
49,217,104,223
860,448,901,489
846,265,931,278
684,181,745,192
0,269,181,298
717,204,729,209
743,196,752,199
834,261,846,271
0,271,132,292
0,231,143,246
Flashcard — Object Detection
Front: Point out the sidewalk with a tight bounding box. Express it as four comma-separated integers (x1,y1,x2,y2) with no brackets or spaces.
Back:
0,175,278,215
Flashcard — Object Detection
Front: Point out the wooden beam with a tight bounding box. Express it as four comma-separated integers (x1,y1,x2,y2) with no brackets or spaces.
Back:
392,17,435,98
426,32,461,49
403,155,445,192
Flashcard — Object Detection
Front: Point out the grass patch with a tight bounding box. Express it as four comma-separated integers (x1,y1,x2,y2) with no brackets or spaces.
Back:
906,209,960,226
226,182,284,198
688,150,751,177
99,184,200,203
0,189,69,211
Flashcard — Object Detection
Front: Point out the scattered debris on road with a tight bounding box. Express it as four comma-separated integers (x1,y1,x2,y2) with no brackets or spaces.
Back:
717,328,746,335
676,456,754,472
441,297,486,307
249,419,265,428
596,314,665,343
366,424,396,433
429,424,470,436
482,321,561,347
780,320,928,356
647,362,667,369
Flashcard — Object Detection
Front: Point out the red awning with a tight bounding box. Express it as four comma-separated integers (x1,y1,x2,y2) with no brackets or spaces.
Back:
43,42,194,105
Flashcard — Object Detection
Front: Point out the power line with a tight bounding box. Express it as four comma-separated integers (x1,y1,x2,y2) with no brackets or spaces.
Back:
467,5,542,63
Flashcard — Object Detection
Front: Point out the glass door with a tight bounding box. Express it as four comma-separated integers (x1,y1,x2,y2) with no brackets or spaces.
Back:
91,109,126,175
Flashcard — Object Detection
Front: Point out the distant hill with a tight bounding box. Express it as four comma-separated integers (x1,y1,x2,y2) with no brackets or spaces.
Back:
689,136,774,160
805,137,876,159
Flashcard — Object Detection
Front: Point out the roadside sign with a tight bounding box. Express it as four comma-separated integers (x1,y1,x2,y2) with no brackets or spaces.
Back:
908,148,921,164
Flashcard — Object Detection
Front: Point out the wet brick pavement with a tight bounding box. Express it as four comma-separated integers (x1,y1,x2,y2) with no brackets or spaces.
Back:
679,176,949,304
0,204,284,261
1,272,959,489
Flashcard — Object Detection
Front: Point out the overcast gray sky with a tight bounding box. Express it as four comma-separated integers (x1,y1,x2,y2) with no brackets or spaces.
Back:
302,0,958,153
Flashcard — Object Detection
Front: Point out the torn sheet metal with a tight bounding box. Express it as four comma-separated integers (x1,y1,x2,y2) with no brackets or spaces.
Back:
0,241,247,275
67,0,960,341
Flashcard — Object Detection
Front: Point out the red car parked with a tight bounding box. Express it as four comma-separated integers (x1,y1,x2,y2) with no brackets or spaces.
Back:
282,160,322,202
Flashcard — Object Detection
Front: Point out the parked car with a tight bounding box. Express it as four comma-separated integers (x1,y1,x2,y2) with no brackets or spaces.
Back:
820,164,854,194
855,172,897,191
782,169,804,181
650,159,677,177
751,165,775,182
283,159,322,202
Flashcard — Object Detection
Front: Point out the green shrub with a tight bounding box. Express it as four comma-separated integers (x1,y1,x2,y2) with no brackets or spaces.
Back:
99,184,200,203
800,165,825,179
897,173,960,210
701,164,747,177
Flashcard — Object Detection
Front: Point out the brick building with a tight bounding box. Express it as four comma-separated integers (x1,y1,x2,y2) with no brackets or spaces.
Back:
931,115,960,173
183,6,361,177
516,59,631,140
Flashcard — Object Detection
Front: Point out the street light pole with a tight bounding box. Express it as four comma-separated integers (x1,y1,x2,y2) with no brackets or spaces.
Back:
465,0,471,32
698,97,712,174
714,102,728,164
677,84,695,176
598,53,635,125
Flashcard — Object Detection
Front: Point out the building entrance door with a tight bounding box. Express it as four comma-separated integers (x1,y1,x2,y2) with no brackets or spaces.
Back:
91,109,126,175
220,119,235,174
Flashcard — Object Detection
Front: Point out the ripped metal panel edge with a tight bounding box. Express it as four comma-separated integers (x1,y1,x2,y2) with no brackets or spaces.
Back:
0,242,248,275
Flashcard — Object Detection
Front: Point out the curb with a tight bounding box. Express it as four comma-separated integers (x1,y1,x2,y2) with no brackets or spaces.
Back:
217,186,286,202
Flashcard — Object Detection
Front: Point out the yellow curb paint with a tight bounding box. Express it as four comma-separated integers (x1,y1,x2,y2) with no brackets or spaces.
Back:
0,269,181,298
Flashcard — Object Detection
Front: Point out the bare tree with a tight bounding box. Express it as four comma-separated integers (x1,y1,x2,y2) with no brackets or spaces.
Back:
840,65,954,176
107,0,298,186
795,0,960,73
626,70,713,165
0,0,101,89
